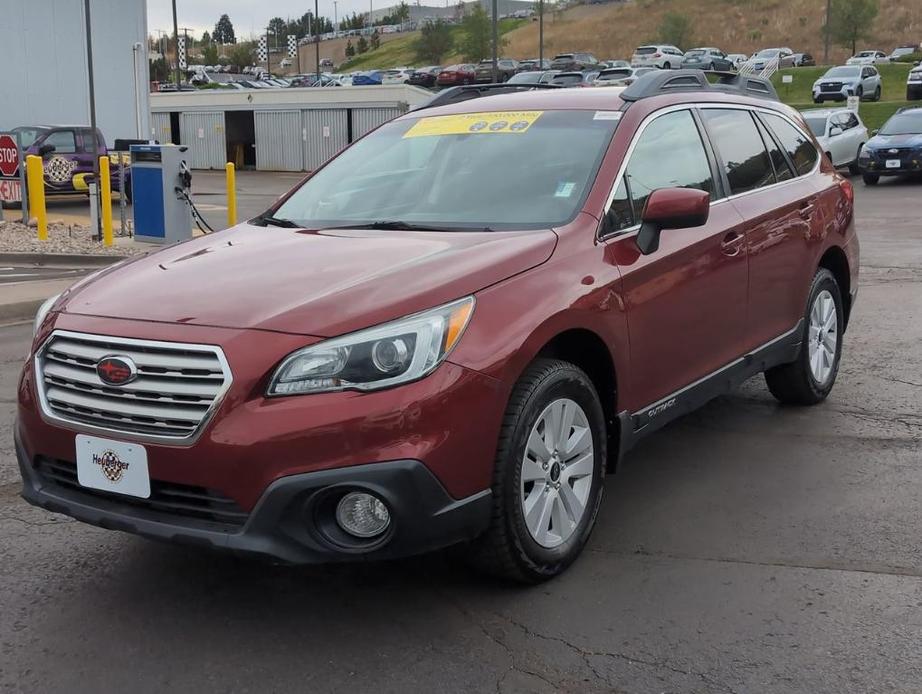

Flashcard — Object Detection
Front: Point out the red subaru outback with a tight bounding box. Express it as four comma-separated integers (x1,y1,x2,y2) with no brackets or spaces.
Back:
16,72,859,582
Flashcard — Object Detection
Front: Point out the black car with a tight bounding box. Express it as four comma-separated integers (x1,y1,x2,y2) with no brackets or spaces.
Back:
549,52,599,71
549,70,600,87
506,69,559,85
518,58,551,71
474,59,520,83
407,66,442,88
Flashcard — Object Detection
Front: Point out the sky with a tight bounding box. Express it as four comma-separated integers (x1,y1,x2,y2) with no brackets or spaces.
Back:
146,0,431,37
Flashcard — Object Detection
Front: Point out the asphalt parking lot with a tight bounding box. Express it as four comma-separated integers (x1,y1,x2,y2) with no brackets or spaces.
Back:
1,177,920,693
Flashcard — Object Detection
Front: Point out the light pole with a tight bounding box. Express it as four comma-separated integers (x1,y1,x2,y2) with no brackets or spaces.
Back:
823,0,832,64
83,0,101,240
538,0,544,65
171,0,181,87
315,0,321,81
491,0,498,82
334,1,338,31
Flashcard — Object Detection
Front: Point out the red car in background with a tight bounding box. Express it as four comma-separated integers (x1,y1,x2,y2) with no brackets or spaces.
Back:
17,71,859,583
436,64,477,86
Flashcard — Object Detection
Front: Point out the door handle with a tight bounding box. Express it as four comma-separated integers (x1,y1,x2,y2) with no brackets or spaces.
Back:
720,231,744,256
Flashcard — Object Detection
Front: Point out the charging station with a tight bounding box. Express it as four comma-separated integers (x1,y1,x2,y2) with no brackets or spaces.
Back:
130,144,193,245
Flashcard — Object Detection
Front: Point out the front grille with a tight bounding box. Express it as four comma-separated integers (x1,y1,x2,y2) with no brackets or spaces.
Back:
820,82,842,92
36,458,248,527
36,331,232,442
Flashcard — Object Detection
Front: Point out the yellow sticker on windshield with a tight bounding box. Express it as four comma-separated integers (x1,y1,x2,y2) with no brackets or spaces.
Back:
403,111,544,138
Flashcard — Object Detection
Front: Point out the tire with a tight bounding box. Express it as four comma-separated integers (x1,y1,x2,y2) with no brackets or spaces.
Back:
856,86,864,100
467,358,607,583
707,62,715,71
863,173,879,185
873,86,881,102
813,97,822,104
662,61,671,70
765,268,844,405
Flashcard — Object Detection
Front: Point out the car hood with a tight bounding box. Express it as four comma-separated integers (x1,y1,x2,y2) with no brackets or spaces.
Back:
61,222,558,337
866,133,922,149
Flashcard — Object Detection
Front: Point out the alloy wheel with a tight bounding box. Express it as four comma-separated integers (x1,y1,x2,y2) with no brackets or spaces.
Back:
808,289,838,385
520,398,595,548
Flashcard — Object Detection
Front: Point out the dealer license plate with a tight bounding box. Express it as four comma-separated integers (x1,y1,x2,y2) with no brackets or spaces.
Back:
75,435,150,498
886,159,902,169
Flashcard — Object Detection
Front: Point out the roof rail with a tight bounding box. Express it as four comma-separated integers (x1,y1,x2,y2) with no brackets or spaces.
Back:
413,83,561,111
620,69,779,103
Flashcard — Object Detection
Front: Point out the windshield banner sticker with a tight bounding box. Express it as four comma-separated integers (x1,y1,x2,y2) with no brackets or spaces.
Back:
403,111,544,138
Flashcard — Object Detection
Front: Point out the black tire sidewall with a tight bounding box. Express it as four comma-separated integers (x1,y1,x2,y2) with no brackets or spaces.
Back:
501,367,606,575
801,270,844,399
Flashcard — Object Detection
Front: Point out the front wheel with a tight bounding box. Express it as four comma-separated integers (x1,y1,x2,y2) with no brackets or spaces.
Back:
873,86,881,101
468,358,606,583
662,61,671,69
849,146,864,176
765,268,844,405
863,173,879,185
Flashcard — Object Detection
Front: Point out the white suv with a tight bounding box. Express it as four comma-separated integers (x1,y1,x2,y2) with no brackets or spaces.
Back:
908,64,922,101
631,45,685,69
846,50,889,66
801,108,869,172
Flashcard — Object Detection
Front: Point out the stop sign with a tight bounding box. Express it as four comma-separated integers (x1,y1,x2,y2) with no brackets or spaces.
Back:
0,135,20,177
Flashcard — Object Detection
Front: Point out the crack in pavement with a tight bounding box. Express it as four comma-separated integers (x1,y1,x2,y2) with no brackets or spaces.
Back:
590,547,922,581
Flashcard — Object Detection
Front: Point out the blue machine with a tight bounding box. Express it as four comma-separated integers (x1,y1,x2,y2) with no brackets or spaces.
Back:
130,144,193,245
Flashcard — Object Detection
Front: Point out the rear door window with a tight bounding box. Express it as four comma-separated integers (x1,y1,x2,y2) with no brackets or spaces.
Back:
700,109,775,195
761,113,819,176
605,109,715,233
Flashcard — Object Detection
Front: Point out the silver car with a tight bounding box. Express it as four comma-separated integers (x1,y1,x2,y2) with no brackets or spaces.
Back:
813,65,883,103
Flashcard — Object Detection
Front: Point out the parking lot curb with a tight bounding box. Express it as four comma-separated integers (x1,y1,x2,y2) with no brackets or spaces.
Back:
0,252,127,267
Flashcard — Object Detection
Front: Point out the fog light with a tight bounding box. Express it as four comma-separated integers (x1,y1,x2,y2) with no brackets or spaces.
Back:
335,492,391,538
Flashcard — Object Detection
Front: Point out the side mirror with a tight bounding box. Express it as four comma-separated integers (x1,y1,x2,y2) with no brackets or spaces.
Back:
829,126,843,137
635,188,710,255
38,143,55,156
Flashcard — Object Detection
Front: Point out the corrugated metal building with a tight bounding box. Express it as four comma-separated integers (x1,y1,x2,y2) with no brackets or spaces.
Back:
0,0,150,142
149,85,431,172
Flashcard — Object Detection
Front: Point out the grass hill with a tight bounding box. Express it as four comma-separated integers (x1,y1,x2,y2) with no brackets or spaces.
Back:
503,0,922,64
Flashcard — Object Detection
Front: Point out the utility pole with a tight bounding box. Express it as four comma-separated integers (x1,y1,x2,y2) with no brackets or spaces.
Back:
491,0,498,82
315,0,321,80
266,28,272,74
171,0,181,87
83,0,101,239
538,0,544,64
823,0,832,64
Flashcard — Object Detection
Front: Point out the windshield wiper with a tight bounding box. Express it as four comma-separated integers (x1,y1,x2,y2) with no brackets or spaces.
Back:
321,220,493,232
252,214,301,228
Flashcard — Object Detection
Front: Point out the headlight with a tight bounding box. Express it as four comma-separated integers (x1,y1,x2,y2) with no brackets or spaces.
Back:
267,296,475,396
33,294,60,337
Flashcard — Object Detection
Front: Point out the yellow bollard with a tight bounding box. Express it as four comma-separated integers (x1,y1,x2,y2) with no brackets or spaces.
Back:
25,155,48,241
225,162,237,227
99,156,113,247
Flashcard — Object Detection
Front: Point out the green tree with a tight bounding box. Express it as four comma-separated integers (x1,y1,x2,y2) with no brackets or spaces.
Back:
201,30,211,46
415,19,454,63
657,12,693,49
370,29,381,50
459,4,493,62
268,16,287,45
202,43,219,65
228,42,254,68
824,0,879,55
357,35,369,54
213,14,235,44
345,39,356,57
149,56,169,82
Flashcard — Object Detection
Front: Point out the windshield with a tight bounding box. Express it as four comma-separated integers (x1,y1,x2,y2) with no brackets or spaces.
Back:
686,50,705,57
804,117,827,137
879,112,922,136
508,71,541,84
755,49,780,58
824,67,860,78
271,110,620,230
855,51,873,57
12,127,48,148
551,74,584,85
598,69,631,80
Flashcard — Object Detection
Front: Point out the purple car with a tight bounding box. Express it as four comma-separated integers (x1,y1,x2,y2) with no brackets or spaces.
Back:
11,125,131,201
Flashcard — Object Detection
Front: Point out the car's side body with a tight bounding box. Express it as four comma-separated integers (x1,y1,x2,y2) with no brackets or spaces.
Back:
846,50,889,66
681,48,734,71
436,64,477,86
813,66,881,103
803,109,868,169
907,65,922,101
631,45,684,69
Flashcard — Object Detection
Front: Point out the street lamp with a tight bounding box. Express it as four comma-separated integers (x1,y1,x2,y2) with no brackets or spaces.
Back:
315,0,321,81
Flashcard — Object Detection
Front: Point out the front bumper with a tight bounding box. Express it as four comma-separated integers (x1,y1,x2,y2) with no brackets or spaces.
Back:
859,150,922,176
16,430,492,564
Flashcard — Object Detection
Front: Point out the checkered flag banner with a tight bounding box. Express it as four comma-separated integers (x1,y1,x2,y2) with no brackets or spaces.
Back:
287,34,297,58
257,35,268,62
177,36,186,69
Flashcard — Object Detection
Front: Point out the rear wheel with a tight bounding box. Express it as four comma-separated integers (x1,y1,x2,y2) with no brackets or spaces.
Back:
468,358,606,583
863,173,879,185
848,146,864,175
873,86,881,101
662,61,671,69
765,268,843,405
856,85,864,100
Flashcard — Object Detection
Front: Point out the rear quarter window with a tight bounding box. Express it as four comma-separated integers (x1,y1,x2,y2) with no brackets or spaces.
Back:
762,113,819,176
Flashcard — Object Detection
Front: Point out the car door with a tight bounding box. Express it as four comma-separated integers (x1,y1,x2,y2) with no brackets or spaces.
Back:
600,107,749,406
826,113,851,167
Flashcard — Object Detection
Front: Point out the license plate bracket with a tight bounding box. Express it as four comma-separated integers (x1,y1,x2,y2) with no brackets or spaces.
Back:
75,435,151,498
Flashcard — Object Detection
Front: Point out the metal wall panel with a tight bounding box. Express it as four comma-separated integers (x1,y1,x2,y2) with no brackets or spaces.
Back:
302,109,349,171
179,112,226,170
150,112,171,144
255,111,302,171
350,107,405,140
